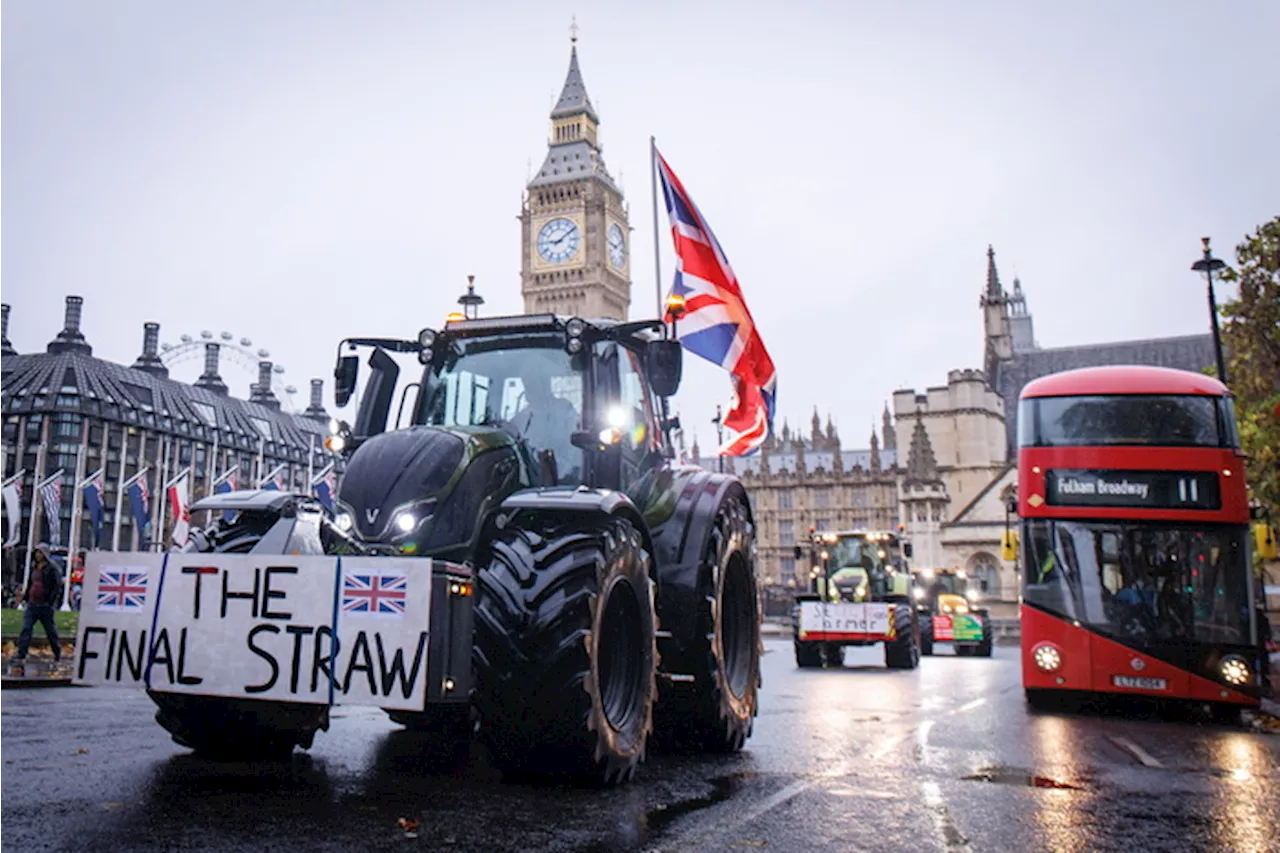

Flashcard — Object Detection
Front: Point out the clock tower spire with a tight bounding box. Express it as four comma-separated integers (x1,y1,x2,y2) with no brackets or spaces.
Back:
520,26,631,320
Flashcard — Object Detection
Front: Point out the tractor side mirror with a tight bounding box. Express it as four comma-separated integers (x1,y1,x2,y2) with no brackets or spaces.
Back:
646,340,683,398
352,347,399,441
793,545,803,560
334,355,359,408
902,542,913,559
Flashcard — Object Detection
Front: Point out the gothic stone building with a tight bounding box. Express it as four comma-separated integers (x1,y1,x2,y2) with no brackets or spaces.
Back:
980,245,1216,455
1,297,340,578
520,39,632,320
698,408,902,587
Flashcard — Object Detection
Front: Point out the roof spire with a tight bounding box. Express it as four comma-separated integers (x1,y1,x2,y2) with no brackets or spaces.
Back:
570,14,578,44
985,245,1003,300
551,27,597,122
905,413,940,483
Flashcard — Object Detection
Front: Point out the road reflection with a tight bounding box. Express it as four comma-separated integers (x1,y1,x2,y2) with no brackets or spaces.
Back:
1207,733,1273,851
1028,714,1094,853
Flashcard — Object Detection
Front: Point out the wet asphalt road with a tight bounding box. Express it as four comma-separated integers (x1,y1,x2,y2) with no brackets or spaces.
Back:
3,637,1278,853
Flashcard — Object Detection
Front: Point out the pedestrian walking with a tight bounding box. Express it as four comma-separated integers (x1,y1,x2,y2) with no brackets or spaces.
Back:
15,543,65,664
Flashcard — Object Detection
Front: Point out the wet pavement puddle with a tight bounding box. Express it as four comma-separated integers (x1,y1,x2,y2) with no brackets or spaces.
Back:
961,765,1085,790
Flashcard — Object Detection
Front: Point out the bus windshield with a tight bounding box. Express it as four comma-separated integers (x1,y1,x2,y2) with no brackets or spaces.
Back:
1018,394,1231,448
1023,519,1252,645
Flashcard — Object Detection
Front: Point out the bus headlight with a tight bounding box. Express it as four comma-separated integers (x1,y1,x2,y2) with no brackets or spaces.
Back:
1220,655,1251,686
1032,642,1062,673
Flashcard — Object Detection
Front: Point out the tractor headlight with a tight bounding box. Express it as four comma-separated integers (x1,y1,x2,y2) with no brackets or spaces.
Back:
417,329,436,348
395,511,417,534
921,568,934,579
335,512,354,532
328,417,342,434
1032,642,1062,673
566,317,586,338
605,406,628,429
966,589,979,602
1220,655,1251,686
913,588,924,600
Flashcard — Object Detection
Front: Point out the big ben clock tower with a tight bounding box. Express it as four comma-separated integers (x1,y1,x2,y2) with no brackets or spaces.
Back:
520,31,631,320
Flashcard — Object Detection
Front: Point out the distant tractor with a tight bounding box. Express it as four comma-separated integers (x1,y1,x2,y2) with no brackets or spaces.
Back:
791,529,920,670
914,568,993,657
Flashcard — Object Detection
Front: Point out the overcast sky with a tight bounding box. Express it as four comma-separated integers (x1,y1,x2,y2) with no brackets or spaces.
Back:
4,1,1278,455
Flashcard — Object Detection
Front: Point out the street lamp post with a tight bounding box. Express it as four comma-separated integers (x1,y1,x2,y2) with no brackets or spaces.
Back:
712,404,724,473
1191,237,1228,385
458,275,485,320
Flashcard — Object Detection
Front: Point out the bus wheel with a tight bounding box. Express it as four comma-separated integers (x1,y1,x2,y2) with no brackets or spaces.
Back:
1024,689,1060,712
1209,703,1243,726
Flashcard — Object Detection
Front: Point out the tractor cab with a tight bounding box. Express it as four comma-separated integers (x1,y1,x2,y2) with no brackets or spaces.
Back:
914,568,978,615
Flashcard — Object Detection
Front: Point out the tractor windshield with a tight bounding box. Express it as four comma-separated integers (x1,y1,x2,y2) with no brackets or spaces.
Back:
416,333,585,484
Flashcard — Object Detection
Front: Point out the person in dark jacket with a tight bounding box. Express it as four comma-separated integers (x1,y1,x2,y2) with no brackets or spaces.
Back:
16,543,64,662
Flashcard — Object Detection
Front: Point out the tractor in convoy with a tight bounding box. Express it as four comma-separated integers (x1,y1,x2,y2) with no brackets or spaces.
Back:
99,311,763,787
913,568,994,657
791,529,920,670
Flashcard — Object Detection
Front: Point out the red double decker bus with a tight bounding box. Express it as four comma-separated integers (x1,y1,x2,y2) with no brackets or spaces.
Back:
1017,365,1267,720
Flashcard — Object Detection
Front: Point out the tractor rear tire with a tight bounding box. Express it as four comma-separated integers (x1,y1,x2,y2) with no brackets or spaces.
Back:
473,515,656,786
920,616,934,656
795,640,823,668
149,691,328,762
653,497,761,754
976,623,994,657
883,604,920,670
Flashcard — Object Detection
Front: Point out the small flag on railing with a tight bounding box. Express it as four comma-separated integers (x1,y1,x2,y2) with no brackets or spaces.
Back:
127,472,152,551
213,467,238,524
2,471,25,548
166,468,192,548
80,469,106,548
312,463,337,514
39,471,65,548
259,465,287,492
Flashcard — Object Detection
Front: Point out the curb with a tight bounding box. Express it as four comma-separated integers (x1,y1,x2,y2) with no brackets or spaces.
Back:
1,676,78,690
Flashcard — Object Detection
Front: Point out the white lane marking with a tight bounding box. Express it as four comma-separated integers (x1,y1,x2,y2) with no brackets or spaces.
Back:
921,780,974,852
948,698,986,715
917,719,936,747
1108,735,1164,768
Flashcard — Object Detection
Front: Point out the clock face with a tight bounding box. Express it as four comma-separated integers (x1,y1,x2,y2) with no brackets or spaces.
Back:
607,223,626,269
537,218,580,264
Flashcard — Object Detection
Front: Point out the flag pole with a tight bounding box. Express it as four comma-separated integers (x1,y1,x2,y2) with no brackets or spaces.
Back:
63,421,90,609
22,418,50,587
111,446,129,552
649,135,664,322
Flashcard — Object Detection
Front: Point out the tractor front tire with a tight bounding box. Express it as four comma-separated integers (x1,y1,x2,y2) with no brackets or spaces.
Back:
653,497,761,754
795,639,823,668
883,604,920,670
150,692,328,762
473,515,656,786
920,615,935,656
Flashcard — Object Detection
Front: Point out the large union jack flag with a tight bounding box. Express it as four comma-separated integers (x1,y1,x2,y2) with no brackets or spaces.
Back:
655,147,777,456
97,569,149,612
342,572,408,617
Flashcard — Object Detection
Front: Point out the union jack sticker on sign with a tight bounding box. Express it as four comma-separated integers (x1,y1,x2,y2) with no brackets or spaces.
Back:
97,569,149,612
342,572,408,618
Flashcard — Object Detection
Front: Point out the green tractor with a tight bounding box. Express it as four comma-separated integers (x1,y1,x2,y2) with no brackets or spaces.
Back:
144,312,763,786
791,529,920,670
914,568,993,657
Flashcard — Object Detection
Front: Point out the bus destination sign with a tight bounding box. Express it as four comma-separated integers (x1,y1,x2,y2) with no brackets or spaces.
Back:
1045,469,1221,510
